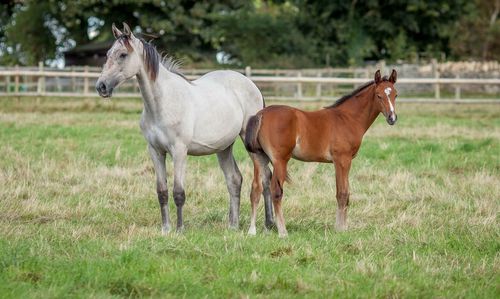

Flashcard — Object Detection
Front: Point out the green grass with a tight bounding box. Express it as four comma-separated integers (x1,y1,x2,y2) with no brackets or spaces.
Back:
0,97,499,298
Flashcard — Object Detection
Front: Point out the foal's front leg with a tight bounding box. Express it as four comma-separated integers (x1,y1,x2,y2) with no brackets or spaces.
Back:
333,156,352,231
148,145,171,234
172,146,188,232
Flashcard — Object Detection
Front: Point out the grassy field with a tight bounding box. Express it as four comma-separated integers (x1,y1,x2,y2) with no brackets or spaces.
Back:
0,97,498,298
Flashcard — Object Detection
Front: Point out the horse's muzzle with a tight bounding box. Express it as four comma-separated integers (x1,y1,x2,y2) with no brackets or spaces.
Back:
95,80,113,98
387,113,397,125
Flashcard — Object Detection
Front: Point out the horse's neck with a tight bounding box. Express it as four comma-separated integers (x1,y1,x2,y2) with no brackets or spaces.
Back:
334,86,379,135
136,65,186,116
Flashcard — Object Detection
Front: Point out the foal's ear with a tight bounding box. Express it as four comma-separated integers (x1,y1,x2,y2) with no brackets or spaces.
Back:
374,70,382,84
112,23,122,39
389,69,397,84
122,22,132,37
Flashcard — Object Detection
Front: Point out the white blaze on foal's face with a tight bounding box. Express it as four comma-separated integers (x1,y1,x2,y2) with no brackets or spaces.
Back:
384,87,394,113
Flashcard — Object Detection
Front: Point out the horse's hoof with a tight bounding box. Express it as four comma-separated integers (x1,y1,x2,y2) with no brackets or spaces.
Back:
228,224,239,230
161,227,171,235
278,232,288,238
265,221,276,230
176,226,185,234
248,227,256,236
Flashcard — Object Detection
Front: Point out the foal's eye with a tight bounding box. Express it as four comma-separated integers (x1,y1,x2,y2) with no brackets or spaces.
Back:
119,53,128,59
377,94,382,99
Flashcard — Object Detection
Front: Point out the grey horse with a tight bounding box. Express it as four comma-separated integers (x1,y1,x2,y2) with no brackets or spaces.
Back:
96,23,273,233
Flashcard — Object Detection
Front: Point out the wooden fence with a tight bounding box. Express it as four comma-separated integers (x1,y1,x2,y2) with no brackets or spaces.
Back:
0,64,499,103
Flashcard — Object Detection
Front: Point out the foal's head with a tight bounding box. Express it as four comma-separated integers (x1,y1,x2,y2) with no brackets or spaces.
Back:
96,23,146,98
373,69,398,125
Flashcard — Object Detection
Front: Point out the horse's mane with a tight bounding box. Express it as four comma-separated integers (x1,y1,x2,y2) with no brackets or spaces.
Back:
120,35,190,83
325,76,389,108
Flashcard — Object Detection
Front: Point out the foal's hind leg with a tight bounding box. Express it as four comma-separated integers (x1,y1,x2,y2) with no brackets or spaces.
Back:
217,144,243,229
270,159,290,237
262,164,275,229
248,152,271,235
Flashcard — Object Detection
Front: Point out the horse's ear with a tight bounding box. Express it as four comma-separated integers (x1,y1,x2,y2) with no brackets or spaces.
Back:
389,69,397,84
122,22,132,37
112,23,122,39
374,70,382,84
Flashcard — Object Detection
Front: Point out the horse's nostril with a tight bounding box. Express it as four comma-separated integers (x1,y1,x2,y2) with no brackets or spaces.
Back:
96,82,107,94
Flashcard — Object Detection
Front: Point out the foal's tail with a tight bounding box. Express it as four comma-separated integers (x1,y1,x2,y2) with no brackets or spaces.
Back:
244,113,263,153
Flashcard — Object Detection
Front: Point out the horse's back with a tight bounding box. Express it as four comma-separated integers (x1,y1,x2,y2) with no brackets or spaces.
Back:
195,70,264,114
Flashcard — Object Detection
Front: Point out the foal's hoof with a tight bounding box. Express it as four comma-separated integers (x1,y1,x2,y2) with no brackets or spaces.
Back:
248,227,257,236
335,223,348,232
278,232,288,238
176,226,185,234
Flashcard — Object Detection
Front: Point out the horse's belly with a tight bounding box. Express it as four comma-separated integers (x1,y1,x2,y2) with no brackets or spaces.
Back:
188,126,240,156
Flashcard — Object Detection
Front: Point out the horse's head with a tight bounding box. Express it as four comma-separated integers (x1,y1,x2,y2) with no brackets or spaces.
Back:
96,23,143,98
373,69,398,125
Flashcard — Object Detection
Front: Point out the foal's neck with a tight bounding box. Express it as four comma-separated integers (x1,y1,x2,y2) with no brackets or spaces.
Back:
334,85,380,136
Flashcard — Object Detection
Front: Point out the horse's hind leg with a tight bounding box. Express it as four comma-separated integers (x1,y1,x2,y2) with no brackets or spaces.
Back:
217,144,243,229
270,159,290,237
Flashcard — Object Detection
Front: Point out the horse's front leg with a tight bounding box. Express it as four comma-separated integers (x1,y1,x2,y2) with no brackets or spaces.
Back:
148,145,171,234
172,146,188,232
333,155,352,231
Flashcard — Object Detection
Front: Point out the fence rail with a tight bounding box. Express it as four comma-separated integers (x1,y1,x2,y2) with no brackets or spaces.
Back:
0,64,499,103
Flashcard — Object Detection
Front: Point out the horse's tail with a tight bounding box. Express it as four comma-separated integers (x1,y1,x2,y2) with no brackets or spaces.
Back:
244,113,263,153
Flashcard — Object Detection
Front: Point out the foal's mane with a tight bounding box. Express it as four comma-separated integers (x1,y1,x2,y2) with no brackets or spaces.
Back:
325,76,389,108
119,35,190,83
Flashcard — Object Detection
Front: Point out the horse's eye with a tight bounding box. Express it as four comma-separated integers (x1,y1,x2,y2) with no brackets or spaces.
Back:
377,94,382,99
119,53,128,59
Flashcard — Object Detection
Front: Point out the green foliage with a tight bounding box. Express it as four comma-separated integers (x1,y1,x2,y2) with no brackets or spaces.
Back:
0,0,498,67
2,2,58,65
210,3,315,67
450,0,500,61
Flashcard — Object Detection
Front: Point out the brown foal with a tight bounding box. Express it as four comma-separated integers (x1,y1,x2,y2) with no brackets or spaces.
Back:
245,70,398,237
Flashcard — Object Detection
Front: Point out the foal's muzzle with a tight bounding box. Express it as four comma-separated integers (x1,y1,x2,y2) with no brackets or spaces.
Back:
95,80,113,98
387,113,397,125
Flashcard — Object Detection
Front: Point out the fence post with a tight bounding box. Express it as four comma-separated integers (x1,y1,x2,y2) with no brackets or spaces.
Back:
432,59,440,99
455,74,461,100
83,65,89,96
5,73,10,94
37,61,44,96
378,60,386,75
14,65,19,94
71,66,76,92
245,66,252,77
297,71,303,100
316,72,322,99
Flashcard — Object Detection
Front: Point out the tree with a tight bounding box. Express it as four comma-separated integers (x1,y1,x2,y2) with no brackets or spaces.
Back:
450,0,500,61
